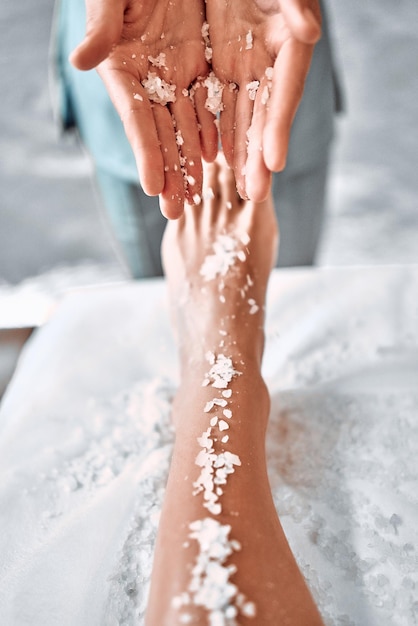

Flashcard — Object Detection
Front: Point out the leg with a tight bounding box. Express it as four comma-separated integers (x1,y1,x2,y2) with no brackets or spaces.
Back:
145,155,324,625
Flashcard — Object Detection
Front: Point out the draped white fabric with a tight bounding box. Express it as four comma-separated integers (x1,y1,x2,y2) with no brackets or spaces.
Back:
1,267,417,626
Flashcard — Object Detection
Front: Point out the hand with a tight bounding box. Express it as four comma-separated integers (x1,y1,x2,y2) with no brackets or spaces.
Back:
205,0,321,201
70,0,219,219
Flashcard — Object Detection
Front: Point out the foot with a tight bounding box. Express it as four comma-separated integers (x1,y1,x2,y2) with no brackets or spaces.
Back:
162,152,279,369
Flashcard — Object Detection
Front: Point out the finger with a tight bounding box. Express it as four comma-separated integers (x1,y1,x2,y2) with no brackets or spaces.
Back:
263,39,313,171
217,152,243,216
278,0,321,44
98,63,165,196
170,94,203,205
233,85,255,199
194,83,219,163
153,105,185,220
219,83,238,169
70,0,126,70
245,78,272,201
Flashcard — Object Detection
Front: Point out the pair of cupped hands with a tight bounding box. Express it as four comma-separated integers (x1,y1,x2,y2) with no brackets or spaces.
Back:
71,0,321,218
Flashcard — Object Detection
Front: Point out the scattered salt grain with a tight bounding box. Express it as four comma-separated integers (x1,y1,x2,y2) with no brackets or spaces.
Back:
176,130,184,146
133,93,143,101
246,80,259,101
222,389,232,398
200,234,246,282
193,193,202,205
237,250,246,263
223,409,232,419
148,52,167,68
174,518,255,624
141,72,176,105
265,66,274,80
203,353,241,389
210,417,219,427
240,232,250,246
221,435,229,444
245,30,253,50
203,72,224,115
219,420,229,432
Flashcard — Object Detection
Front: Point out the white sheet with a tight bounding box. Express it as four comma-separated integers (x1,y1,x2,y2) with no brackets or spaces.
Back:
0,267,417,626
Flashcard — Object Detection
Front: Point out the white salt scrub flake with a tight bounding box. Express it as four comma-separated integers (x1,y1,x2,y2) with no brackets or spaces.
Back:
133,93,143,101
223,409,232,419
203,72,224,115
222,389,232,398
176,130,184,146
174,518,256,624
141,72,176,105
200,234,246,282
219,420,229,432
245,30,253,50
203,353,241,389
193,193,202,205
246,80,259,101
210,416,219,428
240,232,250,246
147,52,167,68
221,435,229,444
265,66,274,80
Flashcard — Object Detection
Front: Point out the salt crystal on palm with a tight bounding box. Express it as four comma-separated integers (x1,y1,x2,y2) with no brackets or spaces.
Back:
133,93,143,101
223,409,232,419
221,435,229,444
148,52,167,68
245,30,253,49
210,417,218,427
193,193,202,205
142,72,176,105
265,66,274,80
203,72,224,115
219,420,229,431
246,80,259,101
222,389,232,398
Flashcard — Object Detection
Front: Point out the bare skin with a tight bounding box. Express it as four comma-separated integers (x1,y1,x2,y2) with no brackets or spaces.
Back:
71,0,218,219
206,0,321,200
144,155,325,625
70,0,320,217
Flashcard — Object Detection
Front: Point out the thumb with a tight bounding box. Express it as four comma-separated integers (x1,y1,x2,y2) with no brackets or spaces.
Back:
70,0,126,70
278,0,321,44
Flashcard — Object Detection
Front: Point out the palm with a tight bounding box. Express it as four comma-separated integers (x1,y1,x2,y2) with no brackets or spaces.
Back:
97,0,217,218
206,0,314,201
